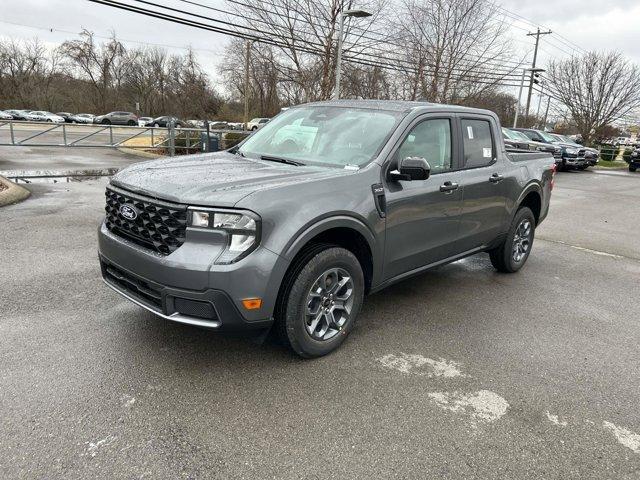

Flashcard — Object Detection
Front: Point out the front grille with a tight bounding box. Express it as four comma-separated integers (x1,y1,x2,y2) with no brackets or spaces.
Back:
105,186,187,255
103,262,162,309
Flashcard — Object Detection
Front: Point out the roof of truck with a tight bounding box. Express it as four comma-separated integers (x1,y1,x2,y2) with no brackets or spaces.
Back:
299,99,495,116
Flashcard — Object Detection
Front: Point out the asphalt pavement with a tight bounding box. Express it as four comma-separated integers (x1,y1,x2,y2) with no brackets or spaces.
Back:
1,169,639,479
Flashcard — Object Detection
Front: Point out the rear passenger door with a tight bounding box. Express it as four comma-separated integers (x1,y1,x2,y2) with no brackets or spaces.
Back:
452,116,509,253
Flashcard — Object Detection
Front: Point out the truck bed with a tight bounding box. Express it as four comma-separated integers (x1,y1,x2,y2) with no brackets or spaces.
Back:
506,148,553,162
505,148,553,163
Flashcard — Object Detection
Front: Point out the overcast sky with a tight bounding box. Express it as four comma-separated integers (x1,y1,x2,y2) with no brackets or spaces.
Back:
2,0,640,92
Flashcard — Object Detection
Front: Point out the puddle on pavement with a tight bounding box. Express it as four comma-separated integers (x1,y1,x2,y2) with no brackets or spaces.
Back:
2,168,119,184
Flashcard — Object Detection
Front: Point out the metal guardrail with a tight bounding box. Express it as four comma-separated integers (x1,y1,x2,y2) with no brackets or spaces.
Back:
0,120,250,156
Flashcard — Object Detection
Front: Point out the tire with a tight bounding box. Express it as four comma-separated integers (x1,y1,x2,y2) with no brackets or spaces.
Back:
47,119,52,122
251,126,258,131
630,166,637,172
101,119,111,125
153,123,160,128
577,165,587,170
274,246,365,358
127,120,135,126
489,207,536,273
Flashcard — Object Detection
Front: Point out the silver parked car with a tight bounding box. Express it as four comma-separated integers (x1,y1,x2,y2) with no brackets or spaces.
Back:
93,111,139,126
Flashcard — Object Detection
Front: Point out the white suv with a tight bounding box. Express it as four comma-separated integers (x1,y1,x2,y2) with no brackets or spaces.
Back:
247,117,270,131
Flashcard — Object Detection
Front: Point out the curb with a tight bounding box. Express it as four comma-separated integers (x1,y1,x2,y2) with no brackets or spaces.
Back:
117,147,161,159
0,176,31,207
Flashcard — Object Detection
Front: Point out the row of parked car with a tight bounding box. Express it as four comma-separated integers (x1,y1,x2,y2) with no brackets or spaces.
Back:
0,109,271,131
502,127,599,171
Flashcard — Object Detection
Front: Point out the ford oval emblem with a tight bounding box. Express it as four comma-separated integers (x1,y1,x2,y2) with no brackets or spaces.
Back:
119,204,138,220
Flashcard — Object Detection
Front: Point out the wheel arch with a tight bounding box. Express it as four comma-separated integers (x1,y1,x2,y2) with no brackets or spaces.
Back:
515,183,543,225
280,216,377,295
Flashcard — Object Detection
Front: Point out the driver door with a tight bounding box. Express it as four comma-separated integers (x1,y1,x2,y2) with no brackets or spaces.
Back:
383,115,464,280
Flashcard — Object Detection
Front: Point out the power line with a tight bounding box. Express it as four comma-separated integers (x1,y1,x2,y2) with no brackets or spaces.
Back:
88,0,528,89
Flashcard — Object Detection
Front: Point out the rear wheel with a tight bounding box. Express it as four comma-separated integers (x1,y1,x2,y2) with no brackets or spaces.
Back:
101,119,111,125
489,207,535,273
274,246,364,358
630,165,637,172
127,120,135,126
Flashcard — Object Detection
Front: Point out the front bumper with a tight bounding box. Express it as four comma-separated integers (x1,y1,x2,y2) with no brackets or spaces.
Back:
561,156,587,169
98,221,288,331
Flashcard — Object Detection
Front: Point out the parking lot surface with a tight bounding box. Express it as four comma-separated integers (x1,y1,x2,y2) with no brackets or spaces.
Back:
1,169,639,479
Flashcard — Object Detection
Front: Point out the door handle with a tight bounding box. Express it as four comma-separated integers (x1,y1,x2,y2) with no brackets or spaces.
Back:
489,173,504,183
439,181,459,193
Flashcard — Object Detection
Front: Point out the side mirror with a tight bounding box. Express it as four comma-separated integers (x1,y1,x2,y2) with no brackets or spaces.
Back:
389,156,431,181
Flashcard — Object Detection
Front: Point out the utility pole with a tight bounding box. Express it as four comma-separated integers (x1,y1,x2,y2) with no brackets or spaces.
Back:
244,40,251,131
525,28,552,119
513,69,527,128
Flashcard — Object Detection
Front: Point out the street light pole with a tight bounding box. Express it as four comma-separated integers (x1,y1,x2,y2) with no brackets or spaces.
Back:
333,9,372,100
244,40,251,131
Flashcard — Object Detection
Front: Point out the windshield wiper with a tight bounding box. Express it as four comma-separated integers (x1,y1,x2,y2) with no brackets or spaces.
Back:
260,155,304,166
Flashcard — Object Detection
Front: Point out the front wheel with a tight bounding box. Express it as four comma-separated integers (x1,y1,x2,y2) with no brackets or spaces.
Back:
489,207,535,273
275,246,364,358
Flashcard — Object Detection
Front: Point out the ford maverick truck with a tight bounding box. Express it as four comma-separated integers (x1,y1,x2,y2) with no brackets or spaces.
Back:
99,100,555,357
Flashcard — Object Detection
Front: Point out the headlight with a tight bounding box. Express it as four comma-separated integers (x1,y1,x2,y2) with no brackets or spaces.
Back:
566,147,578,155
189,209,259,264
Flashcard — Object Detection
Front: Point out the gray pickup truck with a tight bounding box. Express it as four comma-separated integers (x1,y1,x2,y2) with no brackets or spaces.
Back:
99,100,555,357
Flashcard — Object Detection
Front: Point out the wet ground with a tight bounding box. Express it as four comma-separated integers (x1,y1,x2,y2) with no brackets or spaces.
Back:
0,145,145,179
1,169,640,479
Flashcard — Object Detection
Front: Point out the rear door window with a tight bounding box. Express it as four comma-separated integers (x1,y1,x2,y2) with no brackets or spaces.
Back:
461,119,495,168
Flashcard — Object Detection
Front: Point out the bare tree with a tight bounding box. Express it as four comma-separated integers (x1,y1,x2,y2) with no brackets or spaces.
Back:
545,51,640,144
0,39,58,108
60,30,125,111
227,0,384,101
391,0,516,103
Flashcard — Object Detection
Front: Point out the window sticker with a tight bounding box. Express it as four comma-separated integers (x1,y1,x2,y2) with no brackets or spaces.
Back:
407,134,416,143
483,147,492,158
467,126,474,139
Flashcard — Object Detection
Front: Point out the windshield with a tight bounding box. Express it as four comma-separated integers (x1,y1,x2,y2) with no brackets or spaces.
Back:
502,128,517,140
537,131,558,143
238,106,404,167
510,130,531,142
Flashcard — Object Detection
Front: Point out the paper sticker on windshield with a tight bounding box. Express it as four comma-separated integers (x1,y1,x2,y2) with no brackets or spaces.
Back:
467,126,474,139
483,147,492,158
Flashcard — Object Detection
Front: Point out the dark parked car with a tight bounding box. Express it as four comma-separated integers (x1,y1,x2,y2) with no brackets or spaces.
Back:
145,116,185,128
502,128,531,150
4,109,30,120
514,128,586,171
93,111,138,126
549,133,599,169
505,128,562,161
99,100,555,357
627,149,640,172
56,112,73,123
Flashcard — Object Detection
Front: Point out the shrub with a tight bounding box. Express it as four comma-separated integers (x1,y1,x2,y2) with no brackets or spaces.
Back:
599,147,618,161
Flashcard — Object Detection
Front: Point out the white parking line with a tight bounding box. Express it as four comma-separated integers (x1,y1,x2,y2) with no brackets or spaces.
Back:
603,421,640,454
377,353,464,377
428,390,509,426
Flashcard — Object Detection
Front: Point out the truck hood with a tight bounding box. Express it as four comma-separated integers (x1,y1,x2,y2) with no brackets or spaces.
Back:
109,151,343,207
